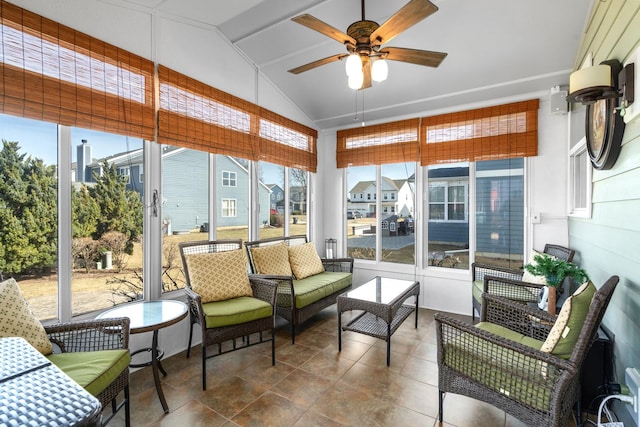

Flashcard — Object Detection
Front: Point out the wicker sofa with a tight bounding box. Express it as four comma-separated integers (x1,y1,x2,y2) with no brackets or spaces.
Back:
245,235,353,343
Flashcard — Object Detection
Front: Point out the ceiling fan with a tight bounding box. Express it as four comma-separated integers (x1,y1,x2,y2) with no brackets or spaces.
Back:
288,0,447,89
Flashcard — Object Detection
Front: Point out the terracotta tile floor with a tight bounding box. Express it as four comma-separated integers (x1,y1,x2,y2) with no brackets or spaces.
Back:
104,307,578,426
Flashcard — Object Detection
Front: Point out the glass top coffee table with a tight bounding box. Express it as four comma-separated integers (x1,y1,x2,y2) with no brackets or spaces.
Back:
97,299,188,413
337,276,420,366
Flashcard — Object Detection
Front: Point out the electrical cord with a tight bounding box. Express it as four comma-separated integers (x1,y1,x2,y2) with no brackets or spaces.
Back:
597,394,634,427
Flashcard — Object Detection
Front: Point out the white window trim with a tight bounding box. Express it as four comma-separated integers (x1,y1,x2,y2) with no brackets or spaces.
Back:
428,180,469,223
222,198,237,217
222,170,237,187
568,136,592,218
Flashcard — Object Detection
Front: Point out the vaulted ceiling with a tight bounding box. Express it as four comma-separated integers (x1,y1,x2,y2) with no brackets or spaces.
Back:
114,0,592,130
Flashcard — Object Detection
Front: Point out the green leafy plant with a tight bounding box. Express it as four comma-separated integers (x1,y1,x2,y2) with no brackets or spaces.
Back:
524,254,589,288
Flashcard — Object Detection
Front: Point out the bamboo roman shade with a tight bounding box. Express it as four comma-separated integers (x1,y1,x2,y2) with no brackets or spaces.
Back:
158,65,317,172
336,118,420,168
420,99,539,165
0,0,155,140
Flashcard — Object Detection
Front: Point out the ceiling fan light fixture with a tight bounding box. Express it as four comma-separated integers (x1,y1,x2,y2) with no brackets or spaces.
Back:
371,58,388,82
345,54,362,77
348,69,364,90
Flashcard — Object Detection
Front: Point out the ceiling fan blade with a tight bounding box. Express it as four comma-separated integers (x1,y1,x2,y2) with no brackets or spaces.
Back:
369,0,438,46
292,14,356,46
382,47,447,67
288,53,348,74
361,56,372,89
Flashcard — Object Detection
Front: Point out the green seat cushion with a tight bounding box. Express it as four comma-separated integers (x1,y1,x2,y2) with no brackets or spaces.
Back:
47,349,130,397
444,330,549,411
202,296,273,328
472,280,537,304
277,272,351,309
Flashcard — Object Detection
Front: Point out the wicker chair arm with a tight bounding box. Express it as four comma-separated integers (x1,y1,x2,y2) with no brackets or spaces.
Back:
248,276,278,306
482,275,545,307
472,262,523,282
321,257,354,273
435,312,576,378
45,317,130,353
482,293,557,340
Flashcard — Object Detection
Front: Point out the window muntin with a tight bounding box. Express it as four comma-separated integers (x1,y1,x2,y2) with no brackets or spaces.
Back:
222,171,237,187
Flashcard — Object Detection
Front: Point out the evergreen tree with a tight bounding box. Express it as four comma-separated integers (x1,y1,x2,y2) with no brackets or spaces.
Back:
90,160,142,254
72,184,100,238
0,141,56,274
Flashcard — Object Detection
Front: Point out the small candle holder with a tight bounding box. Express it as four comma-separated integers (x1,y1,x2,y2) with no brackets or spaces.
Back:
325,238,337,259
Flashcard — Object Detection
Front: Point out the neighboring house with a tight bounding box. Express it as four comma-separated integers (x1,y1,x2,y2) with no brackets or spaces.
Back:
267,184,284,212
395,174,415,218
348,176,404,218
290,185,307,213
73,143,270,231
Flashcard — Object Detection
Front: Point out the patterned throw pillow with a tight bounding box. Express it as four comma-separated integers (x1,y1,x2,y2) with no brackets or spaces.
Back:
184,250,253,303
522,250,555,285
540,281,596,358
0,278,53,355
250,243,293,276
288,242,325,279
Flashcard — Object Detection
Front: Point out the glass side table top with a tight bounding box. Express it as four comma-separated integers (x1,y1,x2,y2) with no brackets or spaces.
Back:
96,300,188,333
342,276,418,304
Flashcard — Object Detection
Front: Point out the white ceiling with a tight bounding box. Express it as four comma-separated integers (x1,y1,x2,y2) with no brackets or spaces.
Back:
116,0,593,130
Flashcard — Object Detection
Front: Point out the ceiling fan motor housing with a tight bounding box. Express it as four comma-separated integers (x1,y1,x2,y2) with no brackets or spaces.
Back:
347,20,380,55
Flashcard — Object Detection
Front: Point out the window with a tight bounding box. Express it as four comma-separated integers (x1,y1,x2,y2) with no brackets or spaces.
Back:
289,167,308,233
139,165,144,183
222,199,237,217
259,162,284,239
428,182,468,222
426,164,469,269
0,114,58,321
568,137,592,218
347,166,376,261
71,128,144,316
161,145,209,293
475,158,524,270
117,167,131,183
222,171,237,187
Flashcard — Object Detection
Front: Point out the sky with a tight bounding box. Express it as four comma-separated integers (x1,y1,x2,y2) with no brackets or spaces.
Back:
0,114,142,165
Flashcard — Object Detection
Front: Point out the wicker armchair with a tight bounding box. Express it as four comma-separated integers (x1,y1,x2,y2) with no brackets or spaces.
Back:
45,317,131,427
472,244,575,321
436,275,618,427
179,240,278,390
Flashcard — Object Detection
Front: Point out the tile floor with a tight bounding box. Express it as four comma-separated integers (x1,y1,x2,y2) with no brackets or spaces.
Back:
105,306,579,427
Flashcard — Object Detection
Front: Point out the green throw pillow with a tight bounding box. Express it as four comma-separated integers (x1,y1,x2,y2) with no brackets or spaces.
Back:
540,281,596,359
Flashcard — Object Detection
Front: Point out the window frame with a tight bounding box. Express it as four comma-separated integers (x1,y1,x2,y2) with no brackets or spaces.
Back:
222,170,237,187
221,198,237,217
428,180,469,223
568,136,592,218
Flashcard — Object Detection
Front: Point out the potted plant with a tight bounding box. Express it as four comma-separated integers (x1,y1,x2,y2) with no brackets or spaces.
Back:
524,254,589,314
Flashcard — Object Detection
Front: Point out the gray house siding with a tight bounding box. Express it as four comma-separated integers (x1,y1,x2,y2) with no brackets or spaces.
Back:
568,2,640,417
162,149,209,231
